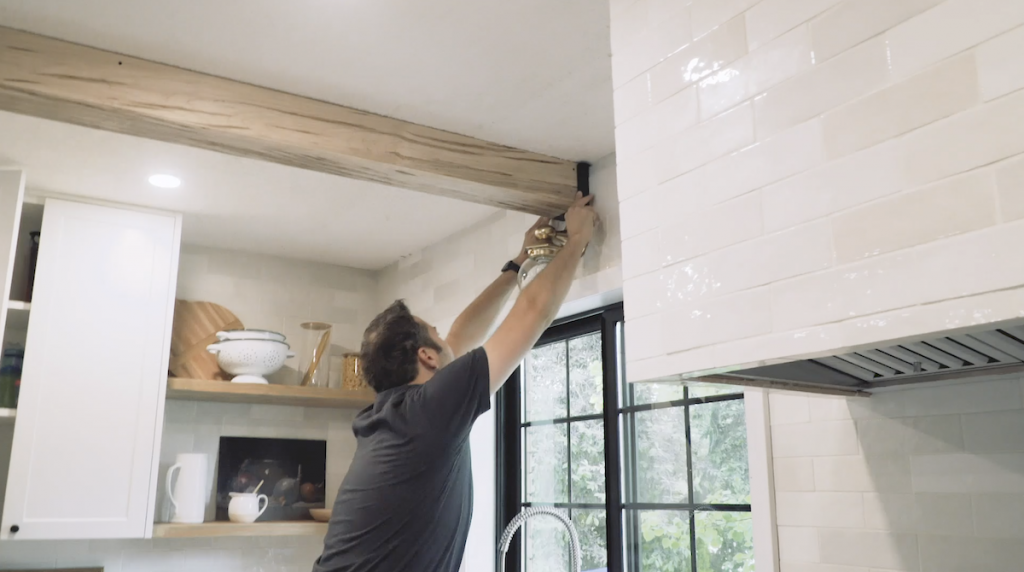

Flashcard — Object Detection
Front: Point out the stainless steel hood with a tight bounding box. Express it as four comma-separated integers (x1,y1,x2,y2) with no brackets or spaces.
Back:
709,325,1024,397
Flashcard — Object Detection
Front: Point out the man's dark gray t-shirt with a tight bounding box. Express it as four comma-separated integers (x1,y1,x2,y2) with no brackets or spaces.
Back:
313,348,491,572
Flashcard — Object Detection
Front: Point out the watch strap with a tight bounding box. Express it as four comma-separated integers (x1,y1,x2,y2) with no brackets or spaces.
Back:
501,260,522,274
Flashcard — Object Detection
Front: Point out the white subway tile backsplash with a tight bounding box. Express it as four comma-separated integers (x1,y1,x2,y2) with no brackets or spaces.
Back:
770,392,812,424
745,0,843,50
616,144,661,200
977,25,1024,102
781,563,870,572
830,169,998,264
886,0,1024,79
973,493,1024,537
624,312,666,362
620,229,662,280
691,0,760,39
918,534,1024,572
761,138,906,232
619,186,660,240
648,16,749,104
660,287,773,353
658,102,755,183
776,491,865,527
810,0,945,63
754,36,891,139
962,410,1024,453
912,493,975,536
812,455,912,493
615,86,700,159
902,88,1024,188
778,526,821,563
822,53,980,159
611,0,693,87
674,119,825,213
658,192,763,265
817,528,919,570
772,420,859,457
613,71,655,126
698,25,814,120
775,457,817,491
861,493,915,531
911,453,1024,493
997,154,1024,222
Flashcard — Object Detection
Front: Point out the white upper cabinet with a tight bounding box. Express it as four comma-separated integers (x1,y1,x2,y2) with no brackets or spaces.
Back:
1,199,181,539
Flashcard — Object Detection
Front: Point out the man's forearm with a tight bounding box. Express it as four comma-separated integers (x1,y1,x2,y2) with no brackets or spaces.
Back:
446,253,529,356
516,238,586,326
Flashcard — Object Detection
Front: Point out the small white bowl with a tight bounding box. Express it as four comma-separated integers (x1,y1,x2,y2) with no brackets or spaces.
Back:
207,339,294,384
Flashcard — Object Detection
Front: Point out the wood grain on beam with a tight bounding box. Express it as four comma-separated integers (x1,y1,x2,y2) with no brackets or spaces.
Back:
0,26,579,215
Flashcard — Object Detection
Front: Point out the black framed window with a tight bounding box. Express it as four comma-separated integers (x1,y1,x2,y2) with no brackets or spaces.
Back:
497,305,754,572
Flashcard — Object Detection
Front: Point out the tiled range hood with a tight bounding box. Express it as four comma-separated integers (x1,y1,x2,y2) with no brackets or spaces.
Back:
609,0,1024,395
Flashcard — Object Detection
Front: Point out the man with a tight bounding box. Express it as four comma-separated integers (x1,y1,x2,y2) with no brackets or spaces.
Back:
313,193,598,572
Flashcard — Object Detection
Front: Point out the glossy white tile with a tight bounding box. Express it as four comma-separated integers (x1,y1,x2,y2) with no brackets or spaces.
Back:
745,0,843,50
811,0,945,63
861,493,915,532
831,169,998,264
973,494,1024,538
902,88,1024,189
659,192,763,265
620,228,662,280
774,457,816,492
777,526,821,563
912,453,1024,493
615,86,699,159
997,154,1024,222
612,2,694,87
623,312,665,362
691,0,760,39
817,528,919,570
660,287,773,353
761,138,906,232
977,24,1024,102
648,15,749,104
812,455,912,493
683,118,825,210
772,419,859,457
657,101,755,182
616,144,661,200
962,410,1024,453
822,53,980,159
618,186,661,240
769,392,812,424
754,36,891,139
698,25,813,121
886,0,1024,79
613,71,655,126
918,533,1024,572
776,491,865,528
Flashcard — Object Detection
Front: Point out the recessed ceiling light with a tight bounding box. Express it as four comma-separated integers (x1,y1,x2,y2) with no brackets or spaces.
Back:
148,174,181,189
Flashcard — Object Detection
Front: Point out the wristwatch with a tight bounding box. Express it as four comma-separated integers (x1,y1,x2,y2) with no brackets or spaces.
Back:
501,260,522,275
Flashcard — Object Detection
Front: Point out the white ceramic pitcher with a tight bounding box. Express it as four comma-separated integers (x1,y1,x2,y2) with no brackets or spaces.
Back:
166,453,208,524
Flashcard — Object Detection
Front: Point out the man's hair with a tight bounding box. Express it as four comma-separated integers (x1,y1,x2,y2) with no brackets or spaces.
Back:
360,300,441,392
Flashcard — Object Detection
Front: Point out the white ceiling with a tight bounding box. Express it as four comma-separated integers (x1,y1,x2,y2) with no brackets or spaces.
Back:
0,0,615,162
0,0,614,270
0,110,499,269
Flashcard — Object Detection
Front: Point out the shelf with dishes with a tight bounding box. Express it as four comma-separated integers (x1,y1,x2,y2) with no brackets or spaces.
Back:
153,520,329,538
166,377,374,408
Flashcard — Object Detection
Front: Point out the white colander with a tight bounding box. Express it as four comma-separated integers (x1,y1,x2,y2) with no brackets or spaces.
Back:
206,339,295,384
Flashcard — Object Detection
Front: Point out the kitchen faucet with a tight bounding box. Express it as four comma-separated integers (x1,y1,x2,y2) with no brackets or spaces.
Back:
497,507,582,572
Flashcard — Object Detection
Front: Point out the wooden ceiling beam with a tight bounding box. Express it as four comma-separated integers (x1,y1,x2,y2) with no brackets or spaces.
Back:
0,26,581,215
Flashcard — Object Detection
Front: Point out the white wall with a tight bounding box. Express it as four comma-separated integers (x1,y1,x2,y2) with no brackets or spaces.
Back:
374,153,622,572
610,0,1024,383
769,375,1024,572
0,245,372,572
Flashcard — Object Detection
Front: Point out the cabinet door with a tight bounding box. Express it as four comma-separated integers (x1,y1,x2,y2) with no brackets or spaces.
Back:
1,199,181,539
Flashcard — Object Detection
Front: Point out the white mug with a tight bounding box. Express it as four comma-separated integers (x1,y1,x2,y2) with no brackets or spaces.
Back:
166,453,208,524
228,492,269,523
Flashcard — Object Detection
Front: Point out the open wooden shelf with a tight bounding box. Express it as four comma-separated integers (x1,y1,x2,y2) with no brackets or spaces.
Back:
153,521,328,538
166,377,375,409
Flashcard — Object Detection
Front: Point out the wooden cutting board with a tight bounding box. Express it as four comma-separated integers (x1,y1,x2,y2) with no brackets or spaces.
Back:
169,300,243,380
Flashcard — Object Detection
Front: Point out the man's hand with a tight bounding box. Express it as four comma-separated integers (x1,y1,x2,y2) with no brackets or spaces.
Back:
565,192,598,247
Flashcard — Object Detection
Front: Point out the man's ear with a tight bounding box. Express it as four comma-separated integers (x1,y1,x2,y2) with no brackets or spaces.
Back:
418,347,439,370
